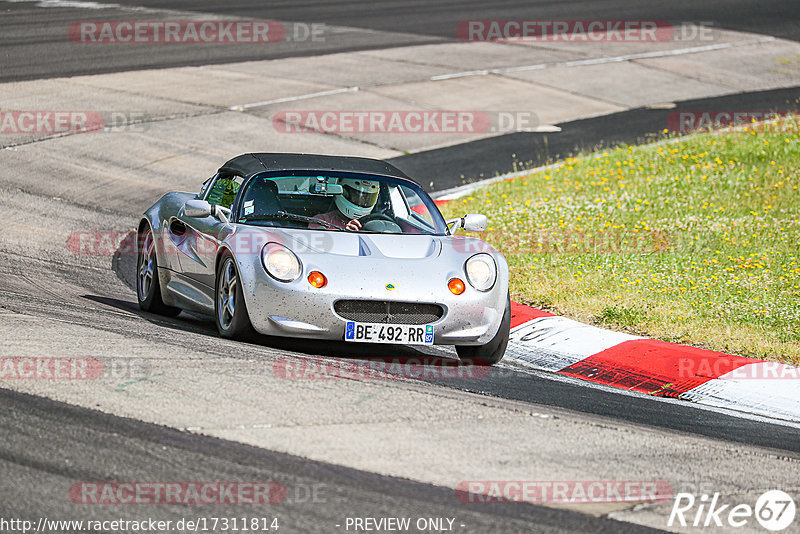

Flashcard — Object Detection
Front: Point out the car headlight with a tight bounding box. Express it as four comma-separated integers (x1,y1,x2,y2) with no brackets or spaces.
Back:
261,243,302,282
465,253,497,291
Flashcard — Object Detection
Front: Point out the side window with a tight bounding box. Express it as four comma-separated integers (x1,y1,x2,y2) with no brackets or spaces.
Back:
206,174,244,209
389,185,409,218
196,175,215,199
400,186,435,225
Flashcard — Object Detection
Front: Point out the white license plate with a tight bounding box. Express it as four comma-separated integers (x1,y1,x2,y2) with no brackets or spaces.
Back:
344,322,434,345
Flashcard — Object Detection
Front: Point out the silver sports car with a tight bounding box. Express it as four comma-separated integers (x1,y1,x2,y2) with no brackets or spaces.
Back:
137,153,510,364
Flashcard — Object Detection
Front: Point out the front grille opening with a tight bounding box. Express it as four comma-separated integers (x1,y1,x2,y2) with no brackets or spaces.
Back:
334,300,444,325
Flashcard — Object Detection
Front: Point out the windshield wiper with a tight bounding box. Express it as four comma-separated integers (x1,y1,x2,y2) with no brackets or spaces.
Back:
239,211,344,230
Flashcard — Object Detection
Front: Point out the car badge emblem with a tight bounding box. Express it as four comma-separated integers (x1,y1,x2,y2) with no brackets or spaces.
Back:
386,283,395,290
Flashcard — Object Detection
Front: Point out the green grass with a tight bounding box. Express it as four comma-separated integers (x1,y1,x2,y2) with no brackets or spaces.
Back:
441,117,800,364
596,304,648,328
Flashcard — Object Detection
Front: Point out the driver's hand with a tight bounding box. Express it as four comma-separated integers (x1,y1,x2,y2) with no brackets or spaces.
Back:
345,219,362,232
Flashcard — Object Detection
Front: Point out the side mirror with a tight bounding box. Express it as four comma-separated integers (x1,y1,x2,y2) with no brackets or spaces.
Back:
183,199,212,218
447,213,488,232
462,213,488,232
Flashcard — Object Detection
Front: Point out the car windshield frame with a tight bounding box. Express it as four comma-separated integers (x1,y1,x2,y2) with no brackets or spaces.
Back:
230,170,449,236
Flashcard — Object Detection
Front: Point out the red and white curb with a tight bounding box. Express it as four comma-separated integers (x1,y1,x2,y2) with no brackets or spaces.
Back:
506,303,800,423
433,165,800,424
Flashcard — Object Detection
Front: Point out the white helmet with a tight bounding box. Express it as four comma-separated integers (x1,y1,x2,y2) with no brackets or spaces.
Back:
335,178,379,219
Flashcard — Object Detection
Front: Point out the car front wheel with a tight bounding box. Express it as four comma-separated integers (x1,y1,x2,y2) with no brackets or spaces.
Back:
455,296,510,366
215,253,255,339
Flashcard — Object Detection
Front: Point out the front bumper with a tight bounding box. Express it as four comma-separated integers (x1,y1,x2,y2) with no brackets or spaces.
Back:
237,252,508,346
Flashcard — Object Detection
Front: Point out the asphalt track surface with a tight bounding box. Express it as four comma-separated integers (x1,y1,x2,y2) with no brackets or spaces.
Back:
1,388,663,534
2,1,800,533
1,0,799,82
2,0,798,189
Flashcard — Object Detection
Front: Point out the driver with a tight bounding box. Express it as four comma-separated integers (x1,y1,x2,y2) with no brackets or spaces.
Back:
310,178,379,231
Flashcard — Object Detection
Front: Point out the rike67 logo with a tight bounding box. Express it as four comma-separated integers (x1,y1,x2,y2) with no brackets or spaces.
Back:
669,490,796,531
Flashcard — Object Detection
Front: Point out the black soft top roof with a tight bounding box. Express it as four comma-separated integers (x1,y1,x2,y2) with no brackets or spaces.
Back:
219,153,411,181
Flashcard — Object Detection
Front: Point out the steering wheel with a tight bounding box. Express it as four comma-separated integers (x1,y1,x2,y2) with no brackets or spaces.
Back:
308,216,345,231
359,213,402,233
359,213,396,224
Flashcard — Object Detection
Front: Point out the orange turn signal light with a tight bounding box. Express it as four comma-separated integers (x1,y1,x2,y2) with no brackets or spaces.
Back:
308,271,327,288
448,278,466,295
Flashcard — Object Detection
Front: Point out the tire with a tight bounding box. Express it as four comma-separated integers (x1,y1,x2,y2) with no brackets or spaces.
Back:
455,296,511,366
215,252,256,339
137,225,181,317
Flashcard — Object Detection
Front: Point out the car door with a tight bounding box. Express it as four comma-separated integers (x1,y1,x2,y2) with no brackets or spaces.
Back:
174,172,244,291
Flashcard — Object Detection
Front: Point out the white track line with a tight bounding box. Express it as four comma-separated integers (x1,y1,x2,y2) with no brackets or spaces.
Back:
229,86,360,112
230,36,776,112
3,0,191,13
432,161,564,201
4,0,125,8
430,37,776,80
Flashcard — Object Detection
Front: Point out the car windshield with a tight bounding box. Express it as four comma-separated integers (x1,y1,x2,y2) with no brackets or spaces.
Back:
234,173,448,235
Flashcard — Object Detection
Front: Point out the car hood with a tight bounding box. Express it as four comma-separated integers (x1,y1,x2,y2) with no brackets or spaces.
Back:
228,227,497,260
288,230,441,259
